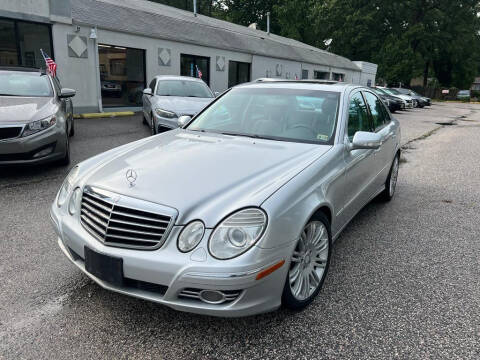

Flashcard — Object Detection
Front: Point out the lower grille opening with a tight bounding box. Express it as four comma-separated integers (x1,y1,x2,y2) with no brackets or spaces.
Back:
67,246,168,296
0,142,56,161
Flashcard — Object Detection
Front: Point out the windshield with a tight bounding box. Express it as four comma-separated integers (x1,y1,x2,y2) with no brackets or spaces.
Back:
0,72,53,97
395,88,410,95
384,88,401,95
374,88,387,96
187,87,340,144
458,90,470,95
156,80,213,98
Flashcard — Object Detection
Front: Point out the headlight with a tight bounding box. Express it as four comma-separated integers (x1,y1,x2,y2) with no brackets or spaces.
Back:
208,208,267,260
177,221,205,253
57,166,79,207
155,108,177,118
68,187,81,215
22,116,56,137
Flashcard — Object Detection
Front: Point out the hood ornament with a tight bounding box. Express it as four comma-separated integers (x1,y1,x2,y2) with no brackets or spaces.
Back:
126,169,138,187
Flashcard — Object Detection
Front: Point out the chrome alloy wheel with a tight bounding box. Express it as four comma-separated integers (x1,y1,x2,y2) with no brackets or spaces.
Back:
389,156,399,197
289,221,329,301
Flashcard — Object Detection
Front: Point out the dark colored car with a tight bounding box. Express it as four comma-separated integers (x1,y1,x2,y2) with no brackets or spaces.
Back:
0,67,76,165
373,87,404,112
394,88,430,107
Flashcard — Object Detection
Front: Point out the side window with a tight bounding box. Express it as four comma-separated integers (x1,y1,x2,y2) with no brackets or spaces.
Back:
149,79,156,92
348,92,371,141
363,92,387,131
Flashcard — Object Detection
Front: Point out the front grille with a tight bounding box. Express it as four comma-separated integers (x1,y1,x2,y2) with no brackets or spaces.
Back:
0,126,23,140
80,188,174,250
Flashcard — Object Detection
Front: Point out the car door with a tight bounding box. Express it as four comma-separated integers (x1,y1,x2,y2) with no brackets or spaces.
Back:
143,78,156,124
362,91,396,189
340,91,378,225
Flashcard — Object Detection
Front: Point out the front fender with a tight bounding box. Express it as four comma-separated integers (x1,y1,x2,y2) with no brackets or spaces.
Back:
258,146,343,249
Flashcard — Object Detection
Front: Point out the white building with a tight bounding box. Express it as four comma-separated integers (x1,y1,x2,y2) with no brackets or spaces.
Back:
0,0,377,113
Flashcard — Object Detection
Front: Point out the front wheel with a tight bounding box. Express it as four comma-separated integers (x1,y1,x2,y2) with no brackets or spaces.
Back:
380,154,399,201
150,113,156,135
58,134,70,166
282,213,331,310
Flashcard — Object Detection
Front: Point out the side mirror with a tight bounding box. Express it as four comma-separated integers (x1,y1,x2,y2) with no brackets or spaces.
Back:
349,131,382,150
143,88,152,96
59,88,76,98
177,115,191,128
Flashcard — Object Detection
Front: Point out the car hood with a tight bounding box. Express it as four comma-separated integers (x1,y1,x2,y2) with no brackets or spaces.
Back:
0,96,56,124
152,96,213,115
82,129,331,226
395,94,413,101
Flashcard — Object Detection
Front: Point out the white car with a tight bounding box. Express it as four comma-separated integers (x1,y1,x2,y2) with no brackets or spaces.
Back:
381,88,416,109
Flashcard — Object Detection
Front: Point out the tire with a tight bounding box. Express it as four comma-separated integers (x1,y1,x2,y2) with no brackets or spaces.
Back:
69,117,75,137
282,212,332,310
379,154,399,201
58,134,71,166
150,113,156,135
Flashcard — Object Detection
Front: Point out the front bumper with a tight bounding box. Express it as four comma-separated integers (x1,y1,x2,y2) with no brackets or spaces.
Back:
153,113,179,132
50,203,291,317
0,125,66,165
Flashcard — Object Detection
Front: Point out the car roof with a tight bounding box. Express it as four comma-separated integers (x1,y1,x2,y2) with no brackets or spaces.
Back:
154,75,206,83
0,66,46,74
235,80,363,93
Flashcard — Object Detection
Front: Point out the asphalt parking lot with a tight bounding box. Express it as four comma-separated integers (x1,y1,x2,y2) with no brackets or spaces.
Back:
1,103,480,359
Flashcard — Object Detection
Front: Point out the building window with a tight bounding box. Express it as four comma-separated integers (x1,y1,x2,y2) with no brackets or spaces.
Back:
332,73,345,82
98,44,146,107
180,54,210,85
301,69,309,79
228,61,251,88
0,18,53,68
314,71,330,80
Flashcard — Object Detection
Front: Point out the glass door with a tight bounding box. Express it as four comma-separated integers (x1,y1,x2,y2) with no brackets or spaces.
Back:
180,54,210,86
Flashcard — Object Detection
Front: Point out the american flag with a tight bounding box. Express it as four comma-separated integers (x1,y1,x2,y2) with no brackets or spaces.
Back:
195,65,202,79
40,49,57,77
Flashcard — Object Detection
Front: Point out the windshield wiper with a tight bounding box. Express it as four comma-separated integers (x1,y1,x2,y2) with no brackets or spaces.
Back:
0,94,21,96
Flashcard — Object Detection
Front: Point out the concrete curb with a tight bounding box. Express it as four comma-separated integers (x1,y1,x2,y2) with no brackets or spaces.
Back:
73,111,135,119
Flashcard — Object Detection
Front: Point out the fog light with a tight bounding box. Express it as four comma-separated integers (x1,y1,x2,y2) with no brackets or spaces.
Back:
33,146,54,158
199,290,225,304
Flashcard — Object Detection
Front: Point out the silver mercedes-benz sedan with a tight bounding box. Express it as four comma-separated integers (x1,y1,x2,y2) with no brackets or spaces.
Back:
0,67,76,165
142,75,215,134
51,81,400,317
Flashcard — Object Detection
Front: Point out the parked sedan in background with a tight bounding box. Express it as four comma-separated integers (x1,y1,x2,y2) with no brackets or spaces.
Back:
0,67,75,165
457,90,471,100
381,88,416,109
373,87,404,112
409,90,431,106
51,81,401,317
394,88,428,107
142,76,215,134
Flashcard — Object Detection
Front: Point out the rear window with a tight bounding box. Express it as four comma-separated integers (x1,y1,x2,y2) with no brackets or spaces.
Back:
0,72,53,97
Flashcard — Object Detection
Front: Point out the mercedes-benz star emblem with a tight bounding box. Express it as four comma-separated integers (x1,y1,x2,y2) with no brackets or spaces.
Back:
126,169,138,187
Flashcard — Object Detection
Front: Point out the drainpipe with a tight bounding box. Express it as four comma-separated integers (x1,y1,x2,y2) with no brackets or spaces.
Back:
267,12,270,35
193,0,197,16
90,27,102,112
